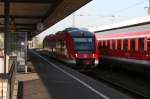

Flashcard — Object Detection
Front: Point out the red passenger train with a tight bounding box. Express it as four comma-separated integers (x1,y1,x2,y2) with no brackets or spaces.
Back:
43,28,99,69
91,16,150,72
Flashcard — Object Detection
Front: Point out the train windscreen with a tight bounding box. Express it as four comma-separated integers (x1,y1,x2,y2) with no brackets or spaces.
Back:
73,37,95,53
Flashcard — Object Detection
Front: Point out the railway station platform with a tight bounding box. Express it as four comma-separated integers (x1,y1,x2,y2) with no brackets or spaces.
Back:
14,50,132,99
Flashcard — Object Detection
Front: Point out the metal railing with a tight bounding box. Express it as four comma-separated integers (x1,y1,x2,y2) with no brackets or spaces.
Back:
8,56,17,99
0,56,17,99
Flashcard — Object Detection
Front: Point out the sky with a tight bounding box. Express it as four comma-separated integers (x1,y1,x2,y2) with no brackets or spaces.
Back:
37,0,149,41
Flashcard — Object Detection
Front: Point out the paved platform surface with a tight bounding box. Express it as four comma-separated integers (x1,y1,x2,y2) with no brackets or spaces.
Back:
12,73,41,99
17,50,132,99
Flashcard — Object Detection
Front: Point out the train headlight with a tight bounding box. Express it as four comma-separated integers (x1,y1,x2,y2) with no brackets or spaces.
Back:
75,53,78,57
92,54,95,57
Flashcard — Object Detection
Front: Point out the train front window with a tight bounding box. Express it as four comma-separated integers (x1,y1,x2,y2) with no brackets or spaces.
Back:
148,38,150,52
73,37,95,51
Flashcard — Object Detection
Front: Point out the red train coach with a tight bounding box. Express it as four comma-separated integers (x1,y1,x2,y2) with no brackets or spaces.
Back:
91,16,150,73
43,28,99,69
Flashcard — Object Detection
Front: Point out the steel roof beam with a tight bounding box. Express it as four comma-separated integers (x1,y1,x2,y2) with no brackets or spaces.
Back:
0,23,36,26
0,0,55,4
0,27,34,31
15,23,36,26
0,15,42,19
16,28,34,31
42,0,63,21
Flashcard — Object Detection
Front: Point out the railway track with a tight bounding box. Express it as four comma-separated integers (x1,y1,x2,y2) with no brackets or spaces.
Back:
38,50,149,99
85,67,150,99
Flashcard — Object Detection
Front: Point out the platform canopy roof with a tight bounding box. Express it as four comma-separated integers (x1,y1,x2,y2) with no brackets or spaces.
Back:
0,0,91,39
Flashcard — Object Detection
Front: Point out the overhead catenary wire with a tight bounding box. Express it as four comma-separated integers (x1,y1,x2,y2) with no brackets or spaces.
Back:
76,0,148,19
111,0,147,15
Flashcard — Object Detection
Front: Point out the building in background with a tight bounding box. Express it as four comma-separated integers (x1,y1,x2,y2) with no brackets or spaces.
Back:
0,33,4,49
32,36,43,48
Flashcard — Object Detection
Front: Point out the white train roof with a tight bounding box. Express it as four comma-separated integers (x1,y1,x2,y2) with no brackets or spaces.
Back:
90,15,150,32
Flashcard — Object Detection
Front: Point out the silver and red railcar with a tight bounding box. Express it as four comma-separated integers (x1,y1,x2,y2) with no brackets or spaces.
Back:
91,16,150,72
43,28,99,69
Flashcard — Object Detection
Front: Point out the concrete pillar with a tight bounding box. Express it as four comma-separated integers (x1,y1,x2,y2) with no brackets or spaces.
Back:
4,0,10,74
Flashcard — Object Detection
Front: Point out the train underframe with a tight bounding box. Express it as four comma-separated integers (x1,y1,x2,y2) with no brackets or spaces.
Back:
75,58,98,70
99,56,150,76
42,50,98,71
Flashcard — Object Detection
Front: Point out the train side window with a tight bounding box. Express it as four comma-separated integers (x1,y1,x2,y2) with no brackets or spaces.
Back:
99,41,101,47
130,39,135,50
61,41,66,48
112,40,115,50
103,40,106,47
56,41,60,48
103,40,105,48
123,39,128,51
102,40,107,49
107,40,110,49
138,38,144,51
101,40,103,46
147,37,150,52
117,40,121,50
121,40,123,50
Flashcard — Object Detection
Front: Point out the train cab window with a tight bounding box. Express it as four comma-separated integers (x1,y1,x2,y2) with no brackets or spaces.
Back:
130,39,135,50
123,39,128,51
147,37,150,52
139,38,144,51
73,37,95,51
